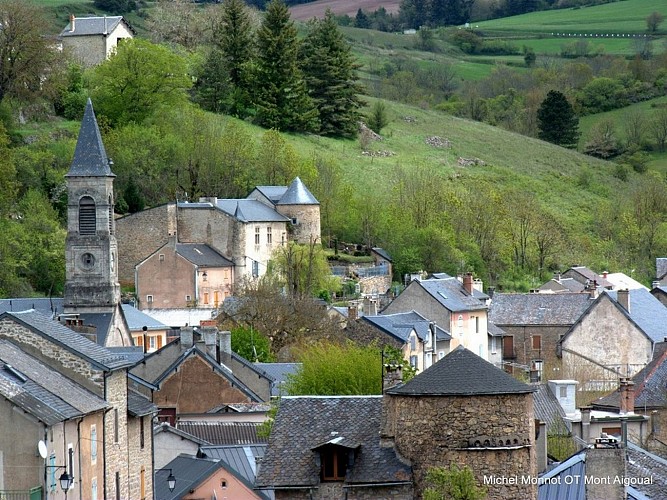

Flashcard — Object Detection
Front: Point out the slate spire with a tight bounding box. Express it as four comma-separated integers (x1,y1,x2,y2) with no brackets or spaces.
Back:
66,99,114,177
277,177,319,205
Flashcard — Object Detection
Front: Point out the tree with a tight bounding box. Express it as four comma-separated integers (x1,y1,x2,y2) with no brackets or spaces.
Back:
423,464,487,500
231,326,274,362
623,109,647,149
583,118,620,159
366,101,389,134
89,38,192,126
0,1,55,103
646,11,664,33
146,0,211,50
253,0,317,132
650,108,667,152
355,8,370,28
537,90,579,148
286,341,383,395
93,0,136,13
270,239,335,300
300,10,364,138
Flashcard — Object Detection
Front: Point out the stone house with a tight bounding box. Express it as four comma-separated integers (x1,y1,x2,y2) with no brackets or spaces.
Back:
559,288,667,383
563,265,614,290
59,15,134,67
0,310,155,500
129,326,273,424
383,274,491,361
489,292,593,379
135,239,234,310
359,310,451,372
116,177,320,291
257,346,537,500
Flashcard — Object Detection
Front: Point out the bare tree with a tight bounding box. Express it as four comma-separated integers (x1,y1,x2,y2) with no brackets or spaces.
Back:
623,109,647,149
650,107,667,152
646,11,664,34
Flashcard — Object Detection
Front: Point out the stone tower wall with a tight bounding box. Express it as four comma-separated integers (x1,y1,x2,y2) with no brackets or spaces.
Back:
277,204,321,244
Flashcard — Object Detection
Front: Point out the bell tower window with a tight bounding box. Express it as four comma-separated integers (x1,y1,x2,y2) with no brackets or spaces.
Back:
79,196,96,235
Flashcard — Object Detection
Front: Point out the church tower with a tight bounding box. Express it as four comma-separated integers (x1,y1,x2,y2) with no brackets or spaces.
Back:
63,100,128,345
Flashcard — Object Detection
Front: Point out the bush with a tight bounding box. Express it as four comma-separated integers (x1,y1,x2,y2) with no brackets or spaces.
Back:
448,30,483,54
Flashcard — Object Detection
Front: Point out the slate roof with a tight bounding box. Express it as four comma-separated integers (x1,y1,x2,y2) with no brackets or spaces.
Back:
606,273,648,291
0,310,132,370
415,278,488,313
255,396,412,489
489,293,593,326
206,402,271,414
593,342,667,411
487,322,505,337
60,16,128,37
565,266,613,289
154,422,210,445
120,304,168,332
66,99,113,177
532,384,568,434
626,442,667,498
372,247,392,262
176,421,267,445
539,278,586,293
387,345,534,396
254,362,301,397
657,258,667,280
0,340,107,425
155,455,223,500
0,297,63,317
276,177,319,205
362,311,451,343
252,186,287,204
215,199,290,222
604,288,667,343
127,389,157,417
175,243,234,268
537,450,586,500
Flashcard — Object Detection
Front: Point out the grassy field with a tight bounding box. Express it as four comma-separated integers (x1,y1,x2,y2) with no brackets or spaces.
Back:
477,0,667,34
504,36,664,56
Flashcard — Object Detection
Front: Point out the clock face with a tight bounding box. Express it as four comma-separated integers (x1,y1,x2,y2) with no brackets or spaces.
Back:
81,252,96,270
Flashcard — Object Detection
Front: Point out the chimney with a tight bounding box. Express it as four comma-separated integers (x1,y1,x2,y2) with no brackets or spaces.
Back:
363,297,377,316
602,270,608,279
553,271,561,282
382,364,402,393
69,14,75,32
617,289,630,313
586,445,625,500
217,330,232,364
619,378,635,415
202,326,217,360
652,280,660,289
463,272,474,295
588,279,598,299
347,305,358,321
181,327,194,348
581,406,592,444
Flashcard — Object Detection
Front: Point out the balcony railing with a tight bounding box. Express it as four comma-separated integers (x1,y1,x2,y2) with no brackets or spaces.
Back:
0,487,42,500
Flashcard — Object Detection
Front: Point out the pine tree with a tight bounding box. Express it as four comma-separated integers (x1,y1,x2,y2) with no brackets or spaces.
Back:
300,10,364,138
253,0,318,132
215,0,254,89
537,90,580,148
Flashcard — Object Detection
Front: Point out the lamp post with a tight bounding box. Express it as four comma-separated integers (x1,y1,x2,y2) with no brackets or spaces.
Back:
165,469,176,492
46,447,74,498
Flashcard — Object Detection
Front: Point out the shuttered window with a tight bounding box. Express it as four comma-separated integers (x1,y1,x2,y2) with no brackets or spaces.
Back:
79,196,96,235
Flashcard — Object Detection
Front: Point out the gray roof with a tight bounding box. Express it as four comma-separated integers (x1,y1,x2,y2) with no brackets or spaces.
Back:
120,304,168,332
415,278,488,313
538,450,586,500
251,186,288,204
532,384,568,434
66,99,114,177
565,266,613,289
371,247,392,262
0,340,107,425
177,421,267,445
254,362,301,397
75,311,113,346
388,345,534,396
127,389,157,417
0,298,63,317
593,342,667,411
626,442,667,498
539,278,586,293
60,16,127,37
0,310,132,371
604,288,667,343
276,177,319,205
154,422,210,445
363,311,451,343
489,293,593,326
155,455,223,500
215,199,290,222
199,444,272,499
657,258,667,280
487,322,505,337
255,396,412,488
175,243,234,268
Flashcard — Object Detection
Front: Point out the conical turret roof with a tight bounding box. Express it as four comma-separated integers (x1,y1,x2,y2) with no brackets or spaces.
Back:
66,99,114,177
277,177,318,205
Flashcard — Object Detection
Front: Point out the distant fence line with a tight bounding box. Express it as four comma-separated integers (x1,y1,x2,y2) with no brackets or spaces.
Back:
552,32,649,38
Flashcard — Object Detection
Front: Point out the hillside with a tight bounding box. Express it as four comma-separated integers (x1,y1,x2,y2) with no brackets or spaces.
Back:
290,0,399,20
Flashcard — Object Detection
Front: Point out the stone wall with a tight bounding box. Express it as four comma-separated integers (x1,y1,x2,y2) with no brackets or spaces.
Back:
104,370,129,500
384,393,537,500
275,483,413,500
499,325,567,377
359,275,392,296
277,204,321,244
62,35,106,67
127,415,153,500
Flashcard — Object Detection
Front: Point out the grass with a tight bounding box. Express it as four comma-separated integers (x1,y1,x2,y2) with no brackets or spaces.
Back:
505,36,665,56
476,0,667,34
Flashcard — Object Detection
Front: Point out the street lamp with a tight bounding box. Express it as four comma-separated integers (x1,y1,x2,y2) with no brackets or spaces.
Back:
165,469,176,492
59,471,73,492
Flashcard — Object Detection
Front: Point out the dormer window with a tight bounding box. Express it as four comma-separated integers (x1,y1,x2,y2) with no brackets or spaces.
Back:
321,446,348,481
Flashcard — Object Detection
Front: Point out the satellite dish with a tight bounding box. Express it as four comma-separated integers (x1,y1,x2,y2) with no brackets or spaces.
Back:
38,440,48,459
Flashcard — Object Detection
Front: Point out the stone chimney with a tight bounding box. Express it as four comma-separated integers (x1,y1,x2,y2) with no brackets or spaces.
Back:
382,364,402,393
585,445,625,500
69,14,75,32
217,330,232,365
587,279,598,299
463,272,474,295
619,378,635,415
347,304,358,321
581,406,592,444
202,326,218,361
363,296,377,316
617,289,630,313
652,280,660,289
181,326,194,348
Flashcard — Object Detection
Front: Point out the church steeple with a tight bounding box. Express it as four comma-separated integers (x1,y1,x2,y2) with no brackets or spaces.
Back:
66,98,115,178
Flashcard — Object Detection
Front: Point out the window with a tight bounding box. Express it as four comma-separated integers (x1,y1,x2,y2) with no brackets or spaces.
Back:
475,316,480,333
140,467,146,500
204,292,209,305
490,337,497,354
135,335,143,347
458,315,463,329
252,260,259,278
140,416,145,449
114,409,119,443
79,196,96,235
255,227,260,245
185,294,191,302
146,295,153,304
92,477,98,500
601,426,621,437
291,217,298,225
214,291,220,307
91,425,97,464
67,444,74,490
115,472,120,500
157,335,163,349
267,226,272,244
149,336,156,351
321,447,348,481
532,335,542,350
532,360,543,380
410,355,418,368
410,335,416,352
159,254,165,262
438,351,445,360
559,386,567,398
221,480,227,489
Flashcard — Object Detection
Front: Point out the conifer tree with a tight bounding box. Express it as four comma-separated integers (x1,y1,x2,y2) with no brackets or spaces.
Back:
253,0,317,132
300,10,364,138
537,90,580,148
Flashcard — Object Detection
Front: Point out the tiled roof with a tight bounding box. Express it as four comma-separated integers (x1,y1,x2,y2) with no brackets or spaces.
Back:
388,346,534,396
565,266,613,288
255,396,411,488
60,16,126,37
254,362,301,397
416,278,488,312
127,389,157,417
626,442,667,498
604,288,667,343
0,310,132,370
176,421,267,445
66,99,114,177
175,243,234,268
154,422,210,445
276,177,319,205
539,278,586,293
198,444,272,499
532,384,568,434
489,293,593,326
593,342,667,410
363,311,451,343
155,455,222,500
657,258,667,280
0,340,107,425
